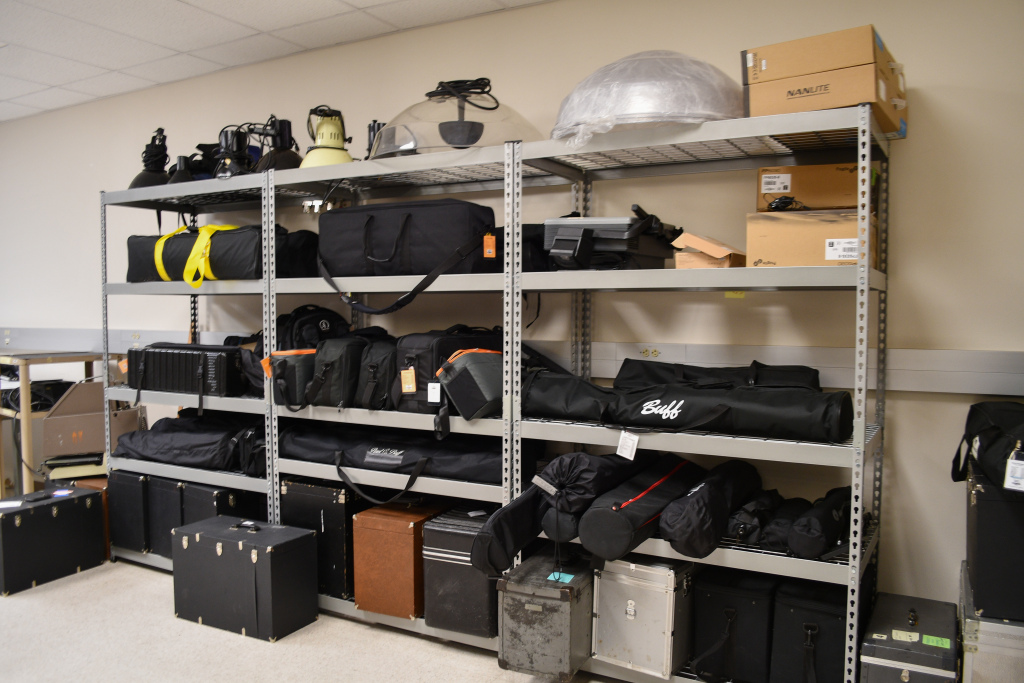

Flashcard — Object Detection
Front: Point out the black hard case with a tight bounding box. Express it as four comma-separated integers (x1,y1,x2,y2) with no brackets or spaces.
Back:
128,343,247,397
860,593,958,682
423,508,498,638
769,579,847,683
108,470,148,552
693,568,781,683
147,476,183,559
0,489,105,595
182,482,265,525
172,516,317,641
967,463,1024,622
279,479,369,599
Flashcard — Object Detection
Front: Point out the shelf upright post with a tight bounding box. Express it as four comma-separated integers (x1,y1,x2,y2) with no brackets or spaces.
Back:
101,192,112,473
502,141,524,510
262,169,281,524
570,178,593,380
873,151,890,527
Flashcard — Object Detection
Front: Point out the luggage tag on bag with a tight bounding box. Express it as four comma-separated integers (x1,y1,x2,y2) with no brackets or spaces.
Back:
401,367,417,394
616,430,639,460
1003,441,1024,492
427,381,442,405
483,233,496,259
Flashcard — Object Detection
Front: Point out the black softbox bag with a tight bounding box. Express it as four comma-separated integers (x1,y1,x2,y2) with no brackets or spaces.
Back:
578,455,707,561
659,460,763,559
470,486,550,577
521,370,616,423
613,358,821,391
727,488,784,545
113,409,264,472
787,486,851,559
759,498,813,552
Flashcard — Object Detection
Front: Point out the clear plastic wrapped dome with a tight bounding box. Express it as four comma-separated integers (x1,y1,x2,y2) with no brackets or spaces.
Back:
370,79,542,158
551,50,744,148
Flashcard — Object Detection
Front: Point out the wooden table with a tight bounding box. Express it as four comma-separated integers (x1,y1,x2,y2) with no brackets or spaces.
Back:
0,351,102,496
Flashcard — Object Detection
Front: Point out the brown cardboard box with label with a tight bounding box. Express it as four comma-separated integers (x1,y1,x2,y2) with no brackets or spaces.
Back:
42,381,143,457
742,25,899,85
756,163,859,212
746,211,877,267
673,233,745,268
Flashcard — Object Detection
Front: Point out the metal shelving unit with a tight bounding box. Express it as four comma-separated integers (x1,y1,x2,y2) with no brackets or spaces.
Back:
108,456,268,493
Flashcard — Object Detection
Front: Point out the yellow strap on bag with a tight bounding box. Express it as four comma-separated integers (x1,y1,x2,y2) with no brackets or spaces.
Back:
153,226,189,282
182,224,240,288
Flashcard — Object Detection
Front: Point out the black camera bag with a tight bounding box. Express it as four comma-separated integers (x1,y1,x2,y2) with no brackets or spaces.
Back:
758,498,813,552
787,486,851,559
951,400,1024,489
356,337,398,410
306,328,392,409
727,488,785,545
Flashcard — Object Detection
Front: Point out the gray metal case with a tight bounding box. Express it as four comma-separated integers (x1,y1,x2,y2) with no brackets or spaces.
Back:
592,556,696,680
859,592,958,682
961,561,1024,682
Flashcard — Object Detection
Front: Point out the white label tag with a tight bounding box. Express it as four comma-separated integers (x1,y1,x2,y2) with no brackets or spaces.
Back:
892,630,920,643
0,500,22,509
616,430,639,460
760,173,791,193
467,510,487,518
878,77,887,102
761,58,767,71
746,53,754,68
872,633,888,640
427,382,442,405
825,238,859,261
1004,457,1024,493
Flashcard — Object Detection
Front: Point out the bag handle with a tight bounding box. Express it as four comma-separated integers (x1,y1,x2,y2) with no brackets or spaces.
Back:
951,435,971,482
182,224,239,288
154,226,188,281
691,607,736,682
363,213,411,264
318,233,484,315
334,453,430,505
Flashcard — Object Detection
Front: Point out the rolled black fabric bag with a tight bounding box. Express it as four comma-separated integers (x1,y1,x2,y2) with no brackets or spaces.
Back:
613,358,821,391
759,498,813,552
522,370,617,423
727,488,785,544
787,486,852,559
541,508,580,542
578,454,707,561
126,230,198,282
659,460,763,559
470,485,551,576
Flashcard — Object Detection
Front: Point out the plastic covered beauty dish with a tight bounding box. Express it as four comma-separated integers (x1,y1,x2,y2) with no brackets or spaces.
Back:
551,50,744,148
370,78,542,158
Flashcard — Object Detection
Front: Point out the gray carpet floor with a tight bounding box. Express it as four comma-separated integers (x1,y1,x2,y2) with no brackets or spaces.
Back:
0,560,614,682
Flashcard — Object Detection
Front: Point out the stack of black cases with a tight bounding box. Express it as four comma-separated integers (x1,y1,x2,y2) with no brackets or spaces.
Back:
592,557,696,680
279,478,370,599
498,551,594,681
422,508,498,638
859,592,958,682
961,561,1024,682
966,462,1024,622
0,489,105,595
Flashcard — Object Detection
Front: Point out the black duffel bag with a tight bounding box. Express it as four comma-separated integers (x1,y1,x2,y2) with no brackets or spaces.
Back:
759,497,813,553
613,358,821,391
727,488,784,545
787,486,851,559
951,401,1024,490
318,198,498,314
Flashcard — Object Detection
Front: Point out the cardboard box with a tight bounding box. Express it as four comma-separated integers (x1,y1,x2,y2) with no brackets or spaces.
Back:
745,62,907,136
756,163,859,212
742,25,899,85
746,210,877,267
673,233,745,268
42,382,143,457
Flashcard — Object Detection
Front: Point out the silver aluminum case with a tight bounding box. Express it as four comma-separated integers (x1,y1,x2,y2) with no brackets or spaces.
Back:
592,557,696,680
961,561,1024,682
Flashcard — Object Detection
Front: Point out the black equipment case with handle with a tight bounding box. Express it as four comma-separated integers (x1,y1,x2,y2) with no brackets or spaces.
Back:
860,592,958,682
768,579,847,683
108,470,149,553
966,462,1024,622
146,476,183,559
128,343,248,398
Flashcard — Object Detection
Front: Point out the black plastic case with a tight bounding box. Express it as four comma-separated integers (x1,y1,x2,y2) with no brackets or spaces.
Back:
127,343,247,397
423,508,497,638
967,462,1024,622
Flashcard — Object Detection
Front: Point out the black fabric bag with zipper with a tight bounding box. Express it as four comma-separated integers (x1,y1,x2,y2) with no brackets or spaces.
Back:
356,337,398,410
436,348,503,421
727,488,785,545
769,579,847,683
577,454,707,561
306,328,392,409
276,304,350,352
613,358,822,391
270,350,317,411
758,497,813,553
787,486,851,559
951,400,1024,489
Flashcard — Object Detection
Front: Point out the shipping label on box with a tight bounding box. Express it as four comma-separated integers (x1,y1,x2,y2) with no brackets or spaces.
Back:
746,211,877,267
757,164,860,212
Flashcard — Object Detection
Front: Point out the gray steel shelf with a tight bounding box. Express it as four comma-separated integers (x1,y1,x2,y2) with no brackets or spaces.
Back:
521,420,880,469
278,405,504,437
102,173,266,212
107,386,265,414
111,547,173,572
523,266,886,292
106,281,264,295
274,273,503,295
277,458,504,503
109,456,268,493
318,595,498,652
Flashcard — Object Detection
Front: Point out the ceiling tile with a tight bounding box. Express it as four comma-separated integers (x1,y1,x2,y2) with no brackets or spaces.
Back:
19,0,259,52
11,87,97,110
365,0,504,30
190,34,304,68
63,71,157,97
0,45,107,86
0,73,48,99
121,53,224,83
181,0,356,32
271,11,396,49
0,2,175,70
0,100,42,122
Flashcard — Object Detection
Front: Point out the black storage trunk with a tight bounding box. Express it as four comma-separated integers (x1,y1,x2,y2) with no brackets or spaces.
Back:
172,516,317,641
182,482,265,526
692,568,780,683
967,462,1024,622
108,470,148,552
0,489,105,595
279,479,369,599
860,592,958,682
423,508,498,638
147,476,183,559
127,343,247,397
769,580,847,683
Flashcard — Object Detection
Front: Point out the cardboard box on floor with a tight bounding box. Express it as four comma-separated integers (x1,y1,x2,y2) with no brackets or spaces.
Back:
742,25,900,85
673,233,745,268
42,381,143,458
756,163,860,212
746,210,877,268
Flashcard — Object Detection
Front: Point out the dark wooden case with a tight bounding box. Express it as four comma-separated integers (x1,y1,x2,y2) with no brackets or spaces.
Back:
967,462,1024,622
0,489,105,595
171,515,317,641
107,470,148,552
423,508,497,638
280,479,369,599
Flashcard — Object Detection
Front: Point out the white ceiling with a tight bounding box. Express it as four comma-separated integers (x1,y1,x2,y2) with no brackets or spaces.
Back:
0,0,551,122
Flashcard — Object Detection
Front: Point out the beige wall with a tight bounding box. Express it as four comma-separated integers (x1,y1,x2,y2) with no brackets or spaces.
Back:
1,0,1022,602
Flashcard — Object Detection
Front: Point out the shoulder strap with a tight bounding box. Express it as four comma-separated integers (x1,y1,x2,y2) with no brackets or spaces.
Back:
182,224,239,288
334,455,430,505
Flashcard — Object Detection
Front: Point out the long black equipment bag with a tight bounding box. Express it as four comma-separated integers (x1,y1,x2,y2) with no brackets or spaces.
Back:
758,497,813,553
318,198,499,315
727,489,785,545
787,486,852,559
113,408,265,475
127,343,248,412
951,400,1024,490
769,579,847,683
659,460,763,559
577,454,707,561
613,358,821,391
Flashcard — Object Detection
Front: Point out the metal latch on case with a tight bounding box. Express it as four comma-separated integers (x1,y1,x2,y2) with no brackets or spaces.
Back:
625,599,636,620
